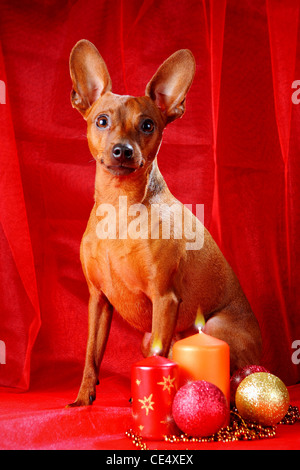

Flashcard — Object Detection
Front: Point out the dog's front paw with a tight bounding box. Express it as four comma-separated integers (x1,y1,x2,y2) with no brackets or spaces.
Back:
66,386,96,408
66,396,95,408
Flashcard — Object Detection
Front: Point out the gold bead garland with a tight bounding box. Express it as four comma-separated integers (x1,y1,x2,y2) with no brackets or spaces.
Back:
279,404,300,425
125,429,149,450
126,405,300,450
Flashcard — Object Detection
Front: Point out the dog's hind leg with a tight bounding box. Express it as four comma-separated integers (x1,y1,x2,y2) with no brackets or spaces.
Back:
202,303,262,374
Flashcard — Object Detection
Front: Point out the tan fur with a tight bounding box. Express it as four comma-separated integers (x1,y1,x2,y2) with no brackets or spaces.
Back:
67,40,262,407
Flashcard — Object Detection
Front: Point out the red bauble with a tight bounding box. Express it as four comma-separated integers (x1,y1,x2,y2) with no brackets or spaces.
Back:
172,380,229,437
230,365,269,405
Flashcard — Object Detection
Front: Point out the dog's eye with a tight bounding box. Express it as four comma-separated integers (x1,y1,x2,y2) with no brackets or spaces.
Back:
141,119,155,134
96,115,109,129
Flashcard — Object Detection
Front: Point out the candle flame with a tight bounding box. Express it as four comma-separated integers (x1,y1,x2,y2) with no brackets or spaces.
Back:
151,335,163,355
195,306,205,332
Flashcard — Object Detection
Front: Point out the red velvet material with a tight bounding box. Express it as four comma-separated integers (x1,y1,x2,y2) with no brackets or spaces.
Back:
1,0,300,450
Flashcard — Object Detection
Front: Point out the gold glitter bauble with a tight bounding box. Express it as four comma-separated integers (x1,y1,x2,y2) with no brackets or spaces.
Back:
236,372,289,426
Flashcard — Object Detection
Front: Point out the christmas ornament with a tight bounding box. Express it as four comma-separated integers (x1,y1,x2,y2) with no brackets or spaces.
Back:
172,380,229,437
165,409,277,443
126,405,300,449
235,372,290,426
230,364,269,405
131,355,178,440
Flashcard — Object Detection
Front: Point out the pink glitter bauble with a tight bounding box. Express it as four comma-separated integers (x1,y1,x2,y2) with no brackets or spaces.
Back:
230,365,269,406
172,381,229,437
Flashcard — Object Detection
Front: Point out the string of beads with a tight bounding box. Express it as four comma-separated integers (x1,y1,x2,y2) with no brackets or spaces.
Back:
126,404,300,450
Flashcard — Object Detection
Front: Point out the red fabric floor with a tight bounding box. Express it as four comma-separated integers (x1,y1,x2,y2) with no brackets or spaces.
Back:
0,371,299,450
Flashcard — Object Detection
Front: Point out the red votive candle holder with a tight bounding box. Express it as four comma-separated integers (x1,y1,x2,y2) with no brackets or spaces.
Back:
131,356,179,440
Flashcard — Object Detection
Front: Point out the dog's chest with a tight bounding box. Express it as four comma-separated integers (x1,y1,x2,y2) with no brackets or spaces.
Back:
83,236,153,331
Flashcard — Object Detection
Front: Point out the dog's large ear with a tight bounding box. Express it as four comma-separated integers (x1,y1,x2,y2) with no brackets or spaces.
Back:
69,40,112,117
145,49,195,123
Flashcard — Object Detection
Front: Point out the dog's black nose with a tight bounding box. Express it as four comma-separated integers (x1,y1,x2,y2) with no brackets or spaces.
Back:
112,143,133,161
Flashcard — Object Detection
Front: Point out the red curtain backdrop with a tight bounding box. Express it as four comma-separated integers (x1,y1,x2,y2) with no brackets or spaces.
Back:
1,0,300,396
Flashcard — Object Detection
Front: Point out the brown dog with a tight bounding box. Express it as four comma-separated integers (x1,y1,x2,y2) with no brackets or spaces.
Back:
68,40,262,406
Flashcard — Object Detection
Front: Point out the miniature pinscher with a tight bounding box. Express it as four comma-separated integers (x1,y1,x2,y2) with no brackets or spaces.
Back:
68,40,262,406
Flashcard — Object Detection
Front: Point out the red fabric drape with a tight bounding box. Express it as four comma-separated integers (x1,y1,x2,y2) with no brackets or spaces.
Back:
205,0,227,247
0,0,300,398
265,0,300,382
0,39,40,390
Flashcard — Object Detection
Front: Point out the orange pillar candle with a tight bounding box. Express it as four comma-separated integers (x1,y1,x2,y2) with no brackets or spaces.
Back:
172,331,230,408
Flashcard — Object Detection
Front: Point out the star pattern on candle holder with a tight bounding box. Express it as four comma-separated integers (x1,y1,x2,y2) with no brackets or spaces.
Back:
138,394,155,415
157,375,176,394
160,415,174,425
135,379,141,386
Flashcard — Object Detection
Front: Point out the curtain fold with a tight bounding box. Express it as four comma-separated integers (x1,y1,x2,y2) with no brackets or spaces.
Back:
265,0,300,382
204,0,227,249
266,0,299,289
0,40,41,390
